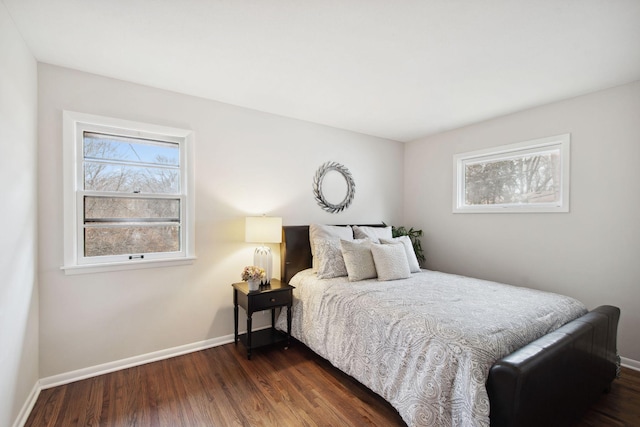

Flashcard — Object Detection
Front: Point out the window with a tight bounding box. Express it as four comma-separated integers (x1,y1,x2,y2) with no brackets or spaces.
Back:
453,134,570,213
63,111,195,273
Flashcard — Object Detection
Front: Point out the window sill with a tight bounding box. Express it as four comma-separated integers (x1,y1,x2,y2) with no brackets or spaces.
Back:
453,205,568,213
61,256,197,275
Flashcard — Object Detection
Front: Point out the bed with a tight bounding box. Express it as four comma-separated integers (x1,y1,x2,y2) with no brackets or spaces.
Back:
275,224,620,427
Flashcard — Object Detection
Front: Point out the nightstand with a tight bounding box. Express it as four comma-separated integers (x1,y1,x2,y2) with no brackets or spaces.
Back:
232,279,294,360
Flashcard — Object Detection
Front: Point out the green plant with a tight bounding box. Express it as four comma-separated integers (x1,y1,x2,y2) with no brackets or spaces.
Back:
391,225,425,264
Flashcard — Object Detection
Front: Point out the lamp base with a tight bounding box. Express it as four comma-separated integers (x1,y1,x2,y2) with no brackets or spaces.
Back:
253,246,272,285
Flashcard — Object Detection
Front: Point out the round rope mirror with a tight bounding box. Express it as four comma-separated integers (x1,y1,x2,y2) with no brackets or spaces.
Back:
312,161,355,213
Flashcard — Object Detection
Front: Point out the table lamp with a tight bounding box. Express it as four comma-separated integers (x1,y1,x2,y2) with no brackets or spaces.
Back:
245,216,282,284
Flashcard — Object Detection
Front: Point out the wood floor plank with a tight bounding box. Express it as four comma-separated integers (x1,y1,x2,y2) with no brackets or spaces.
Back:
25,386,66,426
229,347,318,426
24,341,640,426
573,366,640,427
183,350,234,426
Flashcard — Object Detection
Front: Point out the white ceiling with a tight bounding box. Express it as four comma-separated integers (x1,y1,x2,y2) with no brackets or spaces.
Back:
5,0,640,142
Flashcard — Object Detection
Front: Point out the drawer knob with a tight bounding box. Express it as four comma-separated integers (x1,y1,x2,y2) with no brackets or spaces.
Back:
270,298,276,302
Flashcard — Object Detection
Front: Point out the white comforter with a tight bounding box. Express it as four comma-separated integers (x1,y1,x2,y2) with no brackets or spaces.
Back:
275,269,587,427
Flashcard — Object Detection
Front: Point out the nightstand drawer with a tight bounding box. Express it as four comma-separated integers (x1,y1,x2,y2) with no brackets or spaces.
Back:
251,290,291,310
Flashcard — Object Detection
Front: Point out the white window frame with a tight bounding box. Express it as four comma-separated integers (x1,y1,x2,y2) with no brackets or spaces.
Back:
453,134,570,213
62,111,195,274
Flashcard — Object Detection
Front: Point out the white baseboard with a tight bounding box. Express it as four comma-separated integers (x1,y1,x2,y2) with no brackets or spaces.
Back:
12,382,40,427
14,335,640,426
621,356,640,372
36,345,640,390
39,333,235,390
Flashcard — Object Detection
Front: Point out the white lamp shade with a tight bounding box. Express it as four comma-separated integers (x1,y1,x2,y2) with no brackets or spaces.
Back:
245,216,282,243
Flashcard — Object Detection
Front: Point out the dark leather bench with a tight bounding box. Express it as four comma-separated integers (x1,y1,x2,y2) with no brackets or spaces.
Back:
487,305,620,427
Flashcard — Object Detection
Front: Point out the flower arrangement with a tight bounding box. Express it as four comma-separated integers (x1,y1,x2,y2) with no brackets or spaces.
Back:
241,265,266,282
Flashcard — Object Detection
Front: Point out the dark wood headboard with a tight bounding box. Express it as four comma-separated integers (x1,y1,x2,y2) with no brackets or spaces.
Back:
280,226,313,284
280,224,386,284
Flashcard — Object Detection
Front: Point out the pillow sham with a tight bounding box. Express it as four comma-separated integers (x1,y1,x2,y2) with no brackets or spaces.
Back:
380,236,421,273
314,239,348,279
340,239,377,282
352,225,392,243
309,224,353,270
371,243,411,281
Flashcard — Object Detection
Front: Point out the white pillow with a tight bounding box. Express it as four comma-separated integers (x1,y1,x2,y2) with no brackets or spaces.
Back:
352,225,392,243
340,239,377,281
371,243,411,281
309,224,353,270
380,236,421,273
314,239,348,279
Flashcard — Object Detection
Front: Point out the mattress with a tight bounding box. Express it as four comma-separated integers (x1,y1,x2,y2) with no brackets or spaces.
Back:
275,269,587,426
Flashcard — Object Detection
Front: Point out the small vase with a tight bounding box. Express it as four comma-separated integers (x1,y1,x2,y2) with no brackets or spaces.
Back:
247,279,260,291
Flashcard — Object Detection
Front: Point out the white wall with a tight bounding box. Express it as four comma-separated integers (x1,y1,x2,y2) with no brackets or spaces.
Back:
0,2,39,426
37,63,404,377
405,80,640,364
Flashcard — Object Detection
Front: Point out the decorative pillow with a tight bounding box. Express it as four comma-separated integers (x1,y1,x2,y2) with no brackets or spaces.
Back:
314,239,348,279
371,243,411,281
309,224,353,270
380,236,421,273
352,225,392,243
340,239,377,281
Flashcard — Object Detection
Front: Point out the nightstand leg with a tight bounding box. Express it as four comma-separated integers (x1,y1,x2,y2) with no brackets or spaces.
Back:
286,304,292,349
246,315,252,360
233,305,238,344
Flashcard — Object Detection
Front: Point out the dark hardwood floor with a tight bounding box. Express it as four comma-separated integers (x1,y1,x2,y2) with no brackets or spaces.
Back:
25,341,640,426
573,364,640,427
